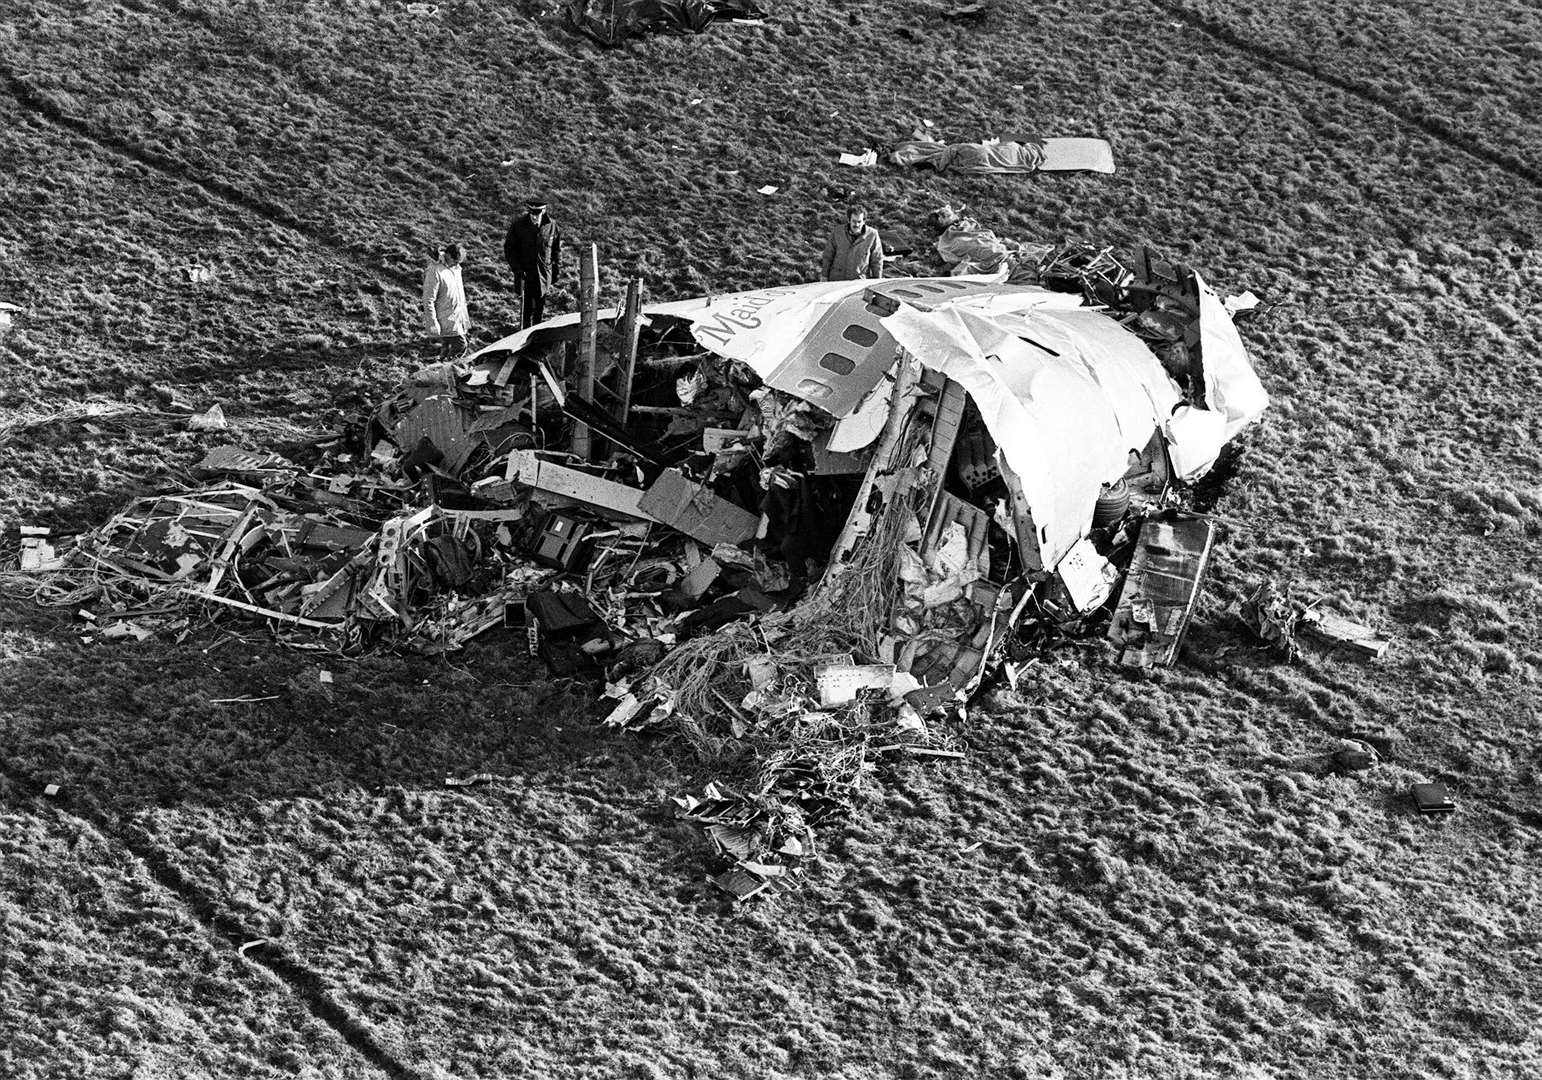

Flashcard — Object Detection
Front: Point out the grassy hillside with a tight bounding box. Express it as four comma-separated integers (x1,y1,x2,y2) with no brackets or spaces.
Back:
2,1,1540,1077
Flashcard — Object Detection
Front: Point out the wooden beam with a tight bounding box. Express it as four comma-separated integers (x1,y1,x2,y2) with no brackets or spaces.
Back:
574,243,599,460
1300,610,1390,659
618,277,642,424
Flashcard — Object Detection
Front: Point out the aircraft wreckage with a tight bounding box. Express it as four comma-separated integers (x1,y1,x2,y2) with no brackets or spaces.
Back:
14,247,1268,896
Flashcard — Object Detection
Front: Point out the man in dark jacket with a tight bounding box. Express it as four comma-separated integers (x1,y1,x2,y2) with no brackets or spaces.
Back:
503,197,563,328
820,204,884,281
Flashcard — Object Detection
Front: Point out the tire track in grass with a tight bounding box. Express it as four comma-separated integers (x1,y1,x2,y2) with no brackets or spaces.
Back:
0,64,408,299
1139,0,1542,188
125,0,479,197
110,818,429,1080
121,0,532,300
0,760,424,1080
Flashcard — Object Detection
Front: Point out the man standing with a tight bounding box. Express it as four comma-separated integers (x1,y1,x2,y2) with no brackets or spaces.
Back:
820,204,884,281
422,243,470,358
503,197,562,328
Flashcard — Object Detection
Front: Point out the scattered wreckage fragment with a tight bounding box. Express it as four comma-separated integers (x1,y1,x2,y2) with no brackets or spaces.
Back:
1107,515,1216,669
1240,579,1391,661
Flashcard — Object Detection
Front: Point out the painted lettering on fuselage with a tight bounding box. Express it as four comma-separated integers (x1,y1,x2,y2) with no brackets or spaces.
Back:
692,291,788,346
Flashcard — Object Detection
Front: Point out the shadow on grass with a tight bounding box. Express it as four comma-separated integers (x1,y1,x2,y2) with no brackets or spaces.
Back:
210,337,423,378
1181,613,1286,674
185,327,532,384
0,605,683,818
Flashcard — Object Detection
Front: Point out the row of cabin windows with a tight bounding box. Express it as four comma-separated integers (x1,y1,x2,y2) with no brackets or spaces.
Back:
819,279,978,376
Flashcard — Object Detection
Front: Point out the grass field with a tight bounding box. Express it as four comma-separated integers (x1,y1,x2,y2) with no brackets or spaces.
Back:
2,1,1540,1077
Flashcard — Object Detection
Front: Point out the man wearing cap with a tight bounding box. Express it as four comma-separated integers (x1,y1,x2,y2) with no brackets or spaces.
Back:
503,198,563,328
820,204,884,282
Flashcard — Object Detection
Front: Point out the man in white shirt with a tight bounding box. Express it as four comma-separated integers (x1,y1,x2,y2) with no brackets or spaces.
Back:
423,243,470,358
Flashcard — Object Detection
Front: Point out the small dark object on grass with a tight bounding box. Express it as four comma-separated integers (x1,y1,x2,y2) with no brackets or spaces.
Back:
1331,740,1379,773
541,638,601,677
611,637,668,676
1240,579,1300,660
1185,439,1245,513
1411,782,1455,815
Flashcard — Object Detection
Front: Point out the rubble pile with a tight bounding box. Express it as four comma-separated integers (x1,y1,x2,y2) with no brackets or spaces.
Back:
7,445,559,653
8,252,1271,897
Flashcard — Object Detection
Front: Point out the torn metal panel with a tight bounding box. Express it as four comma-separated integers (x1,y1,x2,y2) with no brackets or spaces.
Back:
814,663,896,706
393,394,476,475
995,454,1044,573
192,445,294,480
506,450,654,521
825,352,927,572
637,469,759,547
296,521,375,551
18,528,60,571
644,278,1082,418
883,299,1177,569
923,377,969,480
712,868,773,901
1107,515,1216,667
1194,270,1270,441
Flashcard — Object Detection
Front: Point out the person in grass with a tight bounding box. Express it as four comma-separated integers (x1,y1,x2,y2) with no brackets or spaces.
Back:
503,196,563,328
422,243,470,359
819,204,884,281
